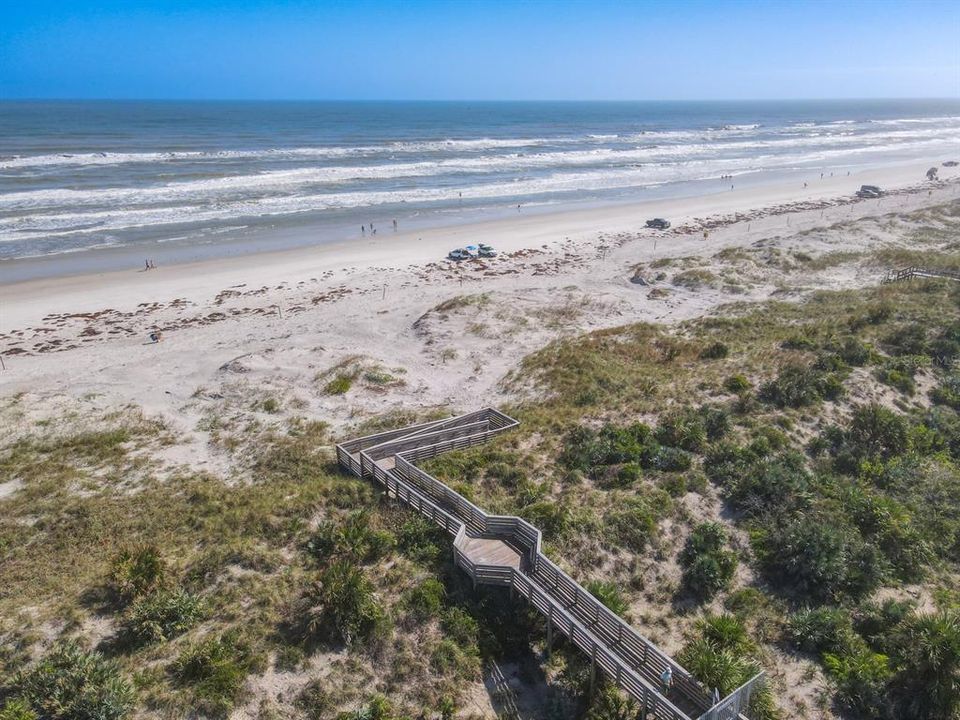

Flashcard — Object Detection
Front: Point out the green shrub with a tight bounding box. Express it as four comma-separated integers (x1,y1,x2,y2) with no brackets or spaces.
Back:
521,500,572,540
700,405,731,441
430,639,479,679
882,323,929,356
723,374,752,393
700,341,730,360
652,445,693,472
843,487,932,582
672,269,717,289
172,633,260,717
403,578,445,621
0,700,36,720
109,544,167,604
11,641,134,720
833,336,871,367
759,363,845,408
876,355,929,395
395,515,446,564
923,406,960,460
259,396,281,413
306,511,394,565
333,695,393,720
887,609,960,720
440,607,479,648
485,460,527,487
559,423,656,475
680,523,737,601
781,334,817,350
854,598,915,644
585,685,640,720
787,607,858,656
307,560,388,646
605,462,641,489
678,638,754,698
655,409,707,452
323,374,353,395
931,323,960,368
931,373,960,410
826,403,910,473
584,580,629,617
659,473,688,497
700,613,754,653
707,447,810,517
124,587,205,644
823,648,891,716
755,513,884,602
603,495,664,552
877,366,916,394
677,615,777,720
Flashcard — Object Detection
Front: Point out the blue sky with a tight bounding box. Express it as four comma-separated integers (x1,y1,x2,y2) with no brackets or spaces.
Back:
1,0,958,100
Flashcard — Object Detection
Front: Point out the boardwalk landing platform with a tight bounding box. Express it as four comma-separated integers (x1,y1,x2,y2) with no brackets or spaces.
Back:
337,408,764,720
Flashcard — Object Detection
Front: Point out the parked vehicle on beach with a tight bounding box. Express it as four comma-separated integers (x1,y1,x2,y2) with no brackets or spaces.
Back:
856,185,882,198
646,218,671,229
447,248,471,261
943,160,958,167
478,243,498,257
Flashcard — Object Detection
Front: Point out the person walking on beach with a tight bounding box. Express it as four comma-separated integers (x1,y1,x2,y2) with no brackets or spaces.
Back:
392,218,397,231
362,225,365,236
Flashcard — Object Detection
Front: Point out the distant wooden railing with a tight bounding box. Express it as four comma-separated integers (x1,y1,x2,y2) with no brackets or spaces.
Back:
336,408,762,720
881,266,960,284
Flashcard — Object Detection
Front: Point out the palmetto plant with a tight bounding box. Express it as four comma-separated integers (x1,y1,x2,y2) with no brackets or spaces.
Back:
12,641,135,720
890,609,960,719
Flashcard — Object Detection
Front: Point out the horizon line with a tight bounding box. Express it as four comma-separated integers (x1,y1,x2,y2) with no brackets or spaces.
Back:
3,96,960,104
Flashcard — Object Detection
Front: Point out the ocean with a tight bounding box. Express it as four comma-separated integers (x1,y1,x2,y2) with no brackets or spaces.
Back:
2,99,959,280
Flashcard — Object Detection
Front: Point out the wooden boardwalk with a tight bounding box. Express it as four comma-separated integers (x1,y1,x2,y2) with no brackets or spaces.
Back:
882,265,960,284
337,408,764,720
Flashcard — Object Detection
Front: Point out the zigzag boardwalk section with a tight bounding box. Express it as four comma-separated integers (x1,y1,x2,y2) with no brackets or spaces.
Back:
337,409,765,720
881,266,960,284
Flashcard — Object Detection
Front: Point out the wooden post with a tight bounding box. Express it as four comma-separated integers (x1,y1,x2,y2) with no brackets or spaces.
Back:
589,644,597,699
546,609,553,659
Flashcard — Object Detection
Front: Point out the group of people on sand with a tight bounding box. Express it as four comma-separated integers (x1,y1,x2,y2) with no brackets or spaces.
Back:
144,259,157,270
361,219,400,236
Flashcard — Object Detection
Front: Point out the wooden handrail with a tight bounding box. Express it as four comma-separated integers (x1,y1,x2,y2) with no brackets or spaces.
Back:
336,408,755,719
881,266,960,284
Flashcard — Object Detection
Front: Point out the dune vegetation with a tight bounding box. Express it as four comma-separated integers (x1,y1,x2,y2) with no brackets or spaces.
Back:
2,259,960,719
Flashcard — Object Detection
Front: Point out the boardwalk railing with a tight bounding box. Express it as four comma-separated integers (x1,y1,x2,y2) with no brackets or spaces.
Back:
881,266,960,284
697,673,766,720
336,408,761,720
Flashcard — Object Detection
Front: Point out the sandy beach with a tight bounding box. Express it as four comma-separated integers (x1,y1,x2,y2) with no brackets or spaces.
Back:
1,157,958,442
